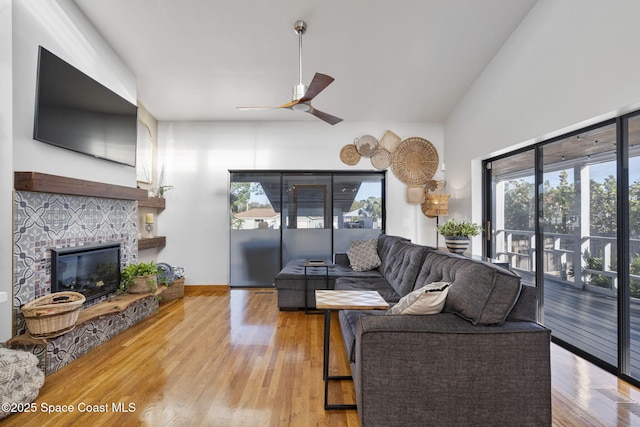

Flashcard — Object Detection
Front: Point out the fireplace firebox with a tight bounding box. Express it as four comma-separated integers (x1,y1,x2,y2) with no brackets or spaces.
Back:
51,243,121,303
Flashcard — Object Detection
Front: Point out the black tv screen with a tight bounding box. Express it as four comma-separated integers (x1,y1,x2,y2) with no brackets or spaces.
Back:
33,46,138,167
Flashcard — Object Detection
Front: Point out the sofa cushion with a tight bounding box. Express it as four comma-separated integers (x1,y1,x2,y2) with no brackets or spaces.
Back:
387,282,450,315
381,240,428,297
414,250,466,288
376,234,410,272
445,258,522,325
338,309,386,363
347,238,382,272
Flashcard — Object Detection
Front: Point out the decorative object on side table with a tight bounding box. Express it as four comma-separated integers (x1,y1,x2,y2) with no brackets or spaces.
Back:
437,218,482,254
120,261,161,295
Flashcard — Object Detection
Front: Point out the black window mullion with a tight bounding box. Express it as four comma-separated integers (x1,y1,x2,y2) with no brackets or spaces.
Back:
618,115,631,377
535,145,545,323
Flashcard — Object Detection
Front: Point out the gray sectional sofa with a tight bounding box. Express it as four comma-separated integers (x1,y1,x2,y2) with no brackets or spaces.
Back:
275,234,551,426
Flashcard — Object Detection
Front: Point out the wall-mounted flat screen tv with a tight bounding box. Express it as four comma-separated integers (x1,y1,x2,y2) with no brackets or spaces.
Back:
33,46,138,167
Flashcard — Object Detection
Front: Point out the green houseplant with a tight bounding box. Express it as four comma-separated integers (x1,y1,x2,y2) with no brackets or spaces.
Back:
437,218,482,254
120,261,160,294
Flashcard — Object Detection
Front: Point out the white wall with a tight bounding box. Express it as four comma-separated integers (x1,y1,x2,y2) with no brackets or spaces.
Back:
12,0,137,186
157,121,444,285
2,0,138,342
0,0,13,342
445,0,640,254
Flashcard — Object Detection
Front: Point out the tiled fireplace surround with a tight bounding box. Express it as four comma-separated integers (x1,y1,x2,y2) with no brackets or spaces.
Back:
10,174,157,374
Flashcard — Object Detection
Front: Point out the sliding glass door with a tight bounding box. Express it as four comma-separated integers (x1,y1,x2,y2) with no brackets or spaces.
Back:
487,150,536,288
484,112,640,386
540,122,618,367
229,172,282,286
626,114,640,379
229,171,385,287
281,173,333,265
333,173,384,253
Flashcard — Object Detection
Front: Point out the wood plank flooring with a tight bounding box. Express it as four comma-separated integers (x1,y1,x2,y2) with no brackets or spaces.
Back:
3,288,640,426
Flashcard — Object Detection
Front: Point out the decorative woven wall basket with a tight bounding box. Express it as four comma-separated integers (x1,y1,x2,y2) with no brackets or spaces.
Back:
391,137,439,185
354,135,379,157
340,144,361,166
406,185,426,204
161,277,185,302
22,292,86,338
370,149,392,170
379,130,401,153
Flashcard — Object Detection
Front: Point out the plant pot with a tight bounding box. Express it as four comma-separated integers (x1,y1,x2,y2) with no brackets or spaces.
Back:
444,236,470,254
129,274,158,294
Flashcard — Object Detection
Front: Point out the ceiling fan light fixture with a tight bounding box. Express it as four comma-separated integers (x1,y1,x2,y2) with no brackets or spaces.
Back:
236,19,342,125
292,83,307,101
292,103,311,112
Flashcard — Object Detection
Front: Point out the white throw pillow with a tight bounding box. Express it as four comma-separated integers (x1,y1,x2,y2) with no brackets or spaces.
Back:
347,238,382,272
387,281,451,315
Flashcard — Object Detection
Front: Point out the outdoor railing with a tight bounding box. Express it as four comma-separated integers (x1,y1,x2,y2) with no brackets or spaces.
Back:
495,229,640,297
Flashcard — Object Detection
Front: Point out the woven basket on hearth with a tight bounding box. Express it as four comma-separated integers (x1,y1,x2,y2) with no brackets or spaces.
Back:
22,292,85,338
161,277,185,302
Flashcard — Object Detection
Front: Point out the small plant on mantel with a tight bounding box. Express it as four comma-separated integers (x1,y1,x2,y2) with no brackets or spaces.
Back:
119,261,162,296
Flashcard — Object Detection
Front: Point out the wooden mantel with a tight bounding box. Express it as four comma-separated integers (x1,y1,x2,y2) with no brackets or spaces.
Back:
14,171,148,201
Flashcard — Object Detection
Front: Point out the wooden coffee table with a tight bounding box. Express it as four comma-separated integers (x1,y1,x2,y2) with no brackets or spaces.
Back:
315,290,390,410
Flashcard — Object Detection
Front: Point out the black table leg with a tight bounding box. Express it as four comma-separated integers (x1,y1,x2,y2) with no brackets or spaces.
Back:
323,309,356,410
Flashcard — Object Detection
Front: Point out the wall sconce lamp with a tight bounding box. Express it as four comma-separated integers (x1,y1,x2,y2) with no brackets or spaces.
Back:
421,180,450,248
145,213,154,237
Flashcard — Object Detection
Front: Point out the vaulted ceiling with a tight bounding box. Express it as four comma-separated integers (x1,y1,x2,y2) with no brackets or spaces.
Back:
73,0,537,123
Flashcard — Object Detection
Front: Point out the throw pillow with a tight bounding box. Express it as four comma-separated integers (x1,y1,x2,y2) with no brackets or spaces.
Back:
347,238,382,272
387,281,451,315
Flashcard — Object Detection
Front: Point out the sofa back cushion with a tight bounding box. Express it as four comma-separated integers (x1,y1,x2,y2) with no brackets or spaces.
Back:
415,250,522,325
376,234,410,273
381,240,428,297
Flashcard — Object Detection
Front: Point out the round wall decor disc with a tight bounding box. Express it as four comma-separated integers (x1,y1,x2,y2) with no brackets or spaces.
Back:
340,144,361,166
371,149,392,170
391,137,439,185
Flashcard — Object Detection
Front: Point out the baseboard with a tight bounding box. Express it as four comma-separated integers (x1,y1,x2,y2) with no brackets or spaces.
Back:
184,285,230,294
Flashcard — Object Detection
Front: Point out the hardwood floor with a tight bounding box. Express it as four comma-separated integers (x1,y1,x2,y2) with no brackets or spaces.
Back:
3,288,640,426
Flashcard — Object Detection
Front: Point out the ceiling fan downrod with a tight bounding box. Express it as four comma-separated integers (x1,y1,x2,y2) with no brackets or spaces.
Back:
292,20,307,102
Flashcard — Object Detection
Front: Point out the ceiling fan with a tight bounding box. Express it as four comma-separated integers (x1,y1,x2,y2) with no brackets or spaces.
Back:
237,20,343,125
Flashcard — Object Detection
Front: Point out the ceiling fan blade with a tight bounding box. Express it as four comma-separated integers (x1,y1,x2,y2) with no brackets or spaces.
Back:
237,100,299,110
308,106,343,125
299,73,334,102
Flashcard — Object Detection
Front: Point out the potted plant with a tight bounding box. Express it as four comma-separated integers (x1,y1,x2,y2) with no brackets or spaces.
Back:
437,218,482,254
120,261,160,294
